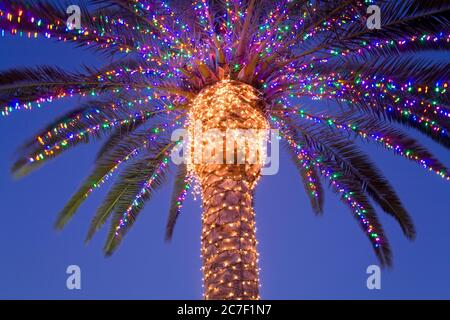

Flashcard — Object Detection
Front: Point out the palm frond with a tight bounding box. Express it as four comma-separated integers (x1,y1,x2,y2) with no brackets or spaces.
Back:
280,108,449,178
282,140,324,215
0,0,136,54
0,66,135,115
319,159,393,267
55,130,165,231
102,153,169,255
276,122,393,266
284,0,449,63
165,164,188,241
294,120,416,239
11,98,155,177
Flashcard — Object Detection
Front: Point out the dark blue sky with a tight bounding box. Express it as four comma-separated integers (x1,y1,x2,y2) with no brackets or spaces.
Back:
0,32,449,299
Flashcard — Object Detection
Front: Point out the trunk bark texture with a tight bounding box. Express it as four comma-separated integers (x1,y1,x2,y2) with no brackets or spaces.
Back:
187,80,267,300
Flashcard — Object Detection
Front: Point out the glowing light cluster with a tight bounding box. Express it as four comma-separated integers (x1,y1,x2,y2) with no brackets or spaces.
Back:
273,108,449,180
115,155,170,236
279,125,385,253
186,80,268,300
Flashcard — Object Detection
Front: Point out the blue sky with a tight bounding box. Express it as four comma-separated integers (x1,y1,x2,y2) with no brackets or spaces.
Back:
0,24,449,299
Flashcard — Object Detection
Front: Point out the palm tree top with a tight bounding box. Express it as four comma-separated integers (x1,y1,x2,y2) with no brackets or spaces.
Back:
0,0,449,267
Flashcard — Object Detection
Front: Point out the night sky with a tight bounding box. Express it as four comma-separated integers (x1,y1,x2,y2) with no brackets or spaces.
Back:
0,10,449,299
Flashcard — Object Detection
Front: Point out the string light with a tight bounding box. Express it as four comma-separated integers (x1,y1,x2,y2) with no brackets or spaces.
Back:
187,80,267,300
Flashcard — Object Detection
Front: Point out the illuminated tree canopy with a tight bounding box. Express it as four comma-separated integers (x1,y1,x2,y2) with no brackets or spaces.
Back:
0,0,449,299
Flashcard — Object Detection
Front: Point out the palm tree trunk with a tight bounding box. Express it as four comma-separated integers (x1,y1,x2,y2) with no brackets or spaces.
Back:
200,164,260,300
187,80,268,300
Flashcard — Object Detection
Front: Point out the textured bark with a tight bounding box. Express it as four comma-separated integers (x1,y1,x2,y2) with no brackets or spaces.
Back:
188,80,267,300
200,164,260,300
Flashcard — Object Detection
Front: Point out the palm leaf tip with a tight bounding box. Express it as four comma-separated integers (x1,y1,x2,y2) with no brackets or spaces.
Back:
11,159,33,179
165,164,188,241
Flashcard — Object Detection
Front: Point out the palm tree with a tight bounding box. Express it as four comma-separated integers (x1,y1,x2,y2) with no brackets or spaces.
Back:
0,0,449,300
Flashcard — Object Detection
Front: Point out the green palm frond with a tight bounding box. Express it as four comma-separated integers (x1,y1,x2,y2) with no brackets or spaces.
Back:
102,153,169,255
11,98,154,177
292,120,416,239
165,164,188,241
320,159,393,267
282,140,324,215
